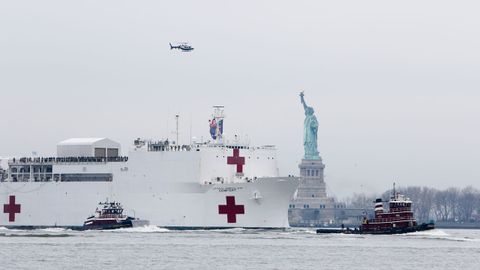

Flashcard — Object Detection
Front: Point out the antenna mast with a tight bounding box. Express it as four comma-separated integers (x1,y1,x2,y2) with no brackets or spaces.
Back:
175,114,179,145
392,182,396,199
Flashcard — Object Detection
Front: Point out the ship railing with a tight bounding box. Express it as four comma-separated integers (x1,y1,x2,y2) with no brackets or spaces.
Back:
200,144,276,150
147,144,192,152
8,156,129,165
100,214,126,219
389,207,412,213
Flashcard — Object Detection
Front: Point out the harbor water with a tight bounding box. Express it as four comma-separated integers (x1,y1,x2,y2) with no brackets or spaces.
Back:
1,227,479,270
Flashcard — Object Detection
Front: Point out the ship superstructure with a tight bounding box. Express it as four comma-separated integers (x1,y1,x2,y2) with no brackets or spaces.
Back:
361,189,417,233
0,107,299,228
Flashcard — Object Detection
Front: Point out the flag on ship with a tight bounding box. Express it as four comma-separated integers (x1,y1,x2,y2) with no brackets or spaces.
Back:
210,119,217,139
218,119,223,136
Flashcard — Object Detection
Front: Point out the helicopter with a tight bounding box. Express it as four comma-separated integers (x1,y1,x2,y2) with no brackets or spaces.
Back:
169,42,194,52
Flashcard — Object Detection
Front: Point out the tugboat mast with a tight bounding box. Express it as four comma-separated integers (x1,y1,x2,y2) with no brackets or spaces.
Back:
392,182,396,200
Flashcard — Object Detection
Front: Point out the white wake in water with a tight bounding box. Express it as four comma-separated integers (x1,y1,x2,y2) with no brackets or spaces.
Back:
113,225,171,233
37,228,71,233
207,228,249,233
408,229,449,237
406,229,480,242
283,227,318,235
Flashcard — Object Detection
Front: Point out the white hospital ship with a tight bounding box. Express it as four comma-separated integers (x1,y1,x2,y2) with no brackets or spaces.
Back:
0,107,299,229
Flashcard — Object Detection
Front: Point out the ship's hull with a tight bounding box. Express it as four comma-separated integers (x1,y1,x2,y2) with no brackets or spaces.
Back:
83,217,135,230
316,222,435,235
0,177,298,229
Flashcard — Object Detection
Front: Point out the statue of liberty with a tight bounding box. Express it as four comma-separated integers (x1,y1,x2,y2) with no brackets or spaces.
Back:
300,91,320,159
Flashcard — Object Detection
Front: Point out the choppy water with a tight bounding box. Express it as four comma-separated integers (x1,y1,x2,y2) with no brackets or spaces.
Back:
1,227,479,270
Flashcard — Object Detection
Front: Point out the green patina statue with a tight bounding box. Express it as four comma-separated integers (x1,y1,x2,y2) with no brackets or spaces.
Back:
300,91,320,160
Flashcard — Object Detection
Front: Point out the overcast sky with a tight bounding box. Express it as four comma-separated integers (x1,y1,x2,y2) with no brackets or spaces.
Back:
1,0,479,198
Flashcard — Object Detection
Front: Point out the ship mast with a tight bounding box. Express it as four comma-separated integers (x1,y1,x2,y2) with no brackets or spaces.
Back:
175,114,179,145
392,182,396,200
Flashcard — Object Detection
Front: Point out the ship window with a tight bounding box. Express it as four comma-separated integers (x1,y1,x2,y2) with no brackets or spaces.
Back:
60,173,113,182
95,148,107,158
107,148,119,158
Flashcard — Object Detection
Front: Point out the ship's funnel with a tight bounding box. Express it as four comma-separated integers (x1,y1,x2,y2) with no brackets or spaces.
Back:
374,198,384,215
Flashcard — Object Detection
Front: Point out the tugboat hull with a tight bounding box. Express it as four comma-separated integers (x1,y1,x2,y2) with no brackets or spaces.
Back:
83,217,135,230
317,185,435,235
316,222,435,235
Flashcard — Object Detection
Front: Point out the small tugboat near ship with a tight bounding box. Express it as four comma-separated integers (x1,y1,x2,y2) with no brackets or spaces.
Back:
83,201,149,230
317,185,435,235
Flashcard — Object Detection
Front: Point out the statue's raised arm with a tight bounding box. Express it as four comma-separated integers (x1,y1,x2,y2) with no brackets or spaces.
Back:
300,91,308,111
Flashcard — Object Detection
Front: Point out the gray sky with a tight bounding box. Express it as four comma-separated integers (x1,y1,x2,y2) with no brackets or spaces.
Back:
1,0,479,198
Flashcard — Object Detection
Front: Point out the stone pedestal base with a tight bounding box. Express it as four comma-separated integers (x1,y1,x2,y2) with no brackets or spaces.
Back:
289,158,344,226
296,159,326,199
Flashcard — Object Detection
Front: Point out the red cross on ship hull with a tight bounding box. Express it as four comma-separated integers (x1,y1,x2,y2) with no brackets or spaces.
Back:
218,196,245,223
3,195,21,222
227,149,245,173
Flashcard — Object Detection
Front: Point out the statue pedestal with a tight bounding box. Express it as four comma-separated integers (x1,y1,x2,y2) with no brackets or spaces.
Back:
289,158,337,227
296,159,326,199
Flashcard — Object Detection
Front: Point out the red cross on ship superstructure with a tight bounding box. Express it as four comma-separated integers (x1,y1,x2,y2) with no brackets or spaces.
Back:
3,195,21,222
218,196,245,223
227,149,245,173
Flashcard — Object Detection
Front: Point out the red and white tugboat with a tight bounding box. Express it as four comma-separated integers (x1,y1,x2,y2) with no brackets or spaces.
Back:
83,201,149,230
317,184,435,234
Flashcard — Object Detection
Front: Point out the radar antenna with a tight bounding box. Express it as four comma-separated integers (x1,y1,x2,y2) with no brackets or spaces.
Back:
175,114,179,145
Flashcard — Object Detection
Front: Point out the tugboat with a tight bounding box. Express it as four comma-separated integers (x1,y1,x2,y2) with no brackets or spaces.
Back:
317,184,435,235
83,201,149,230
